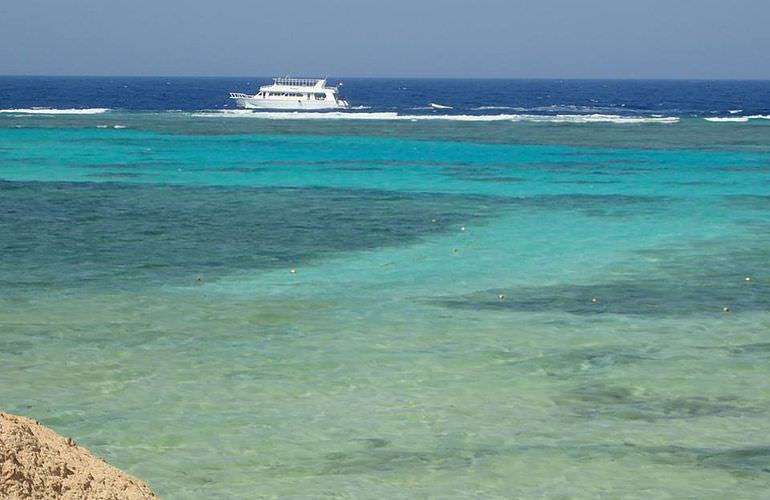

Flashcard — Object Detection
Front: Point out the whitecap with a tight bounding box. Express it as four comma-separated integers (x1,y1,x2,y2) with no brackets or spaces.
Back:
522,114,679,124
704,117,750,123
478,104,653,115
0,107,110,115
191,110,678,124
193,110,402,120
471,106,521,111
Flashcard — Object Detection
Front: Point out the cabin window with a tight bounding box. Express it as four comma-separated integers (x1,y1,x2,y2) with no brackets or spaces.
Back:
314,93,326,100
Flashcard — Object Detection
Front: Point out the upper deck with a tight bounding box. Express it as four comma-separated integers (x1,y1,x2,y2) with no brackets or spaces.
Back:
257,77,339,96
271,77,327,88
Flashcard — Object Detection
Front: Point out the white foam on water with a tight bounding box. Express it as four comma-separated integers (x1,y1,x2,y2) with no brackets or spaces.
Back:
705,116,751,122
192,110,679,124
704,115,770,123
0,107,111,115
471,106,522,111
193,110,403,120
531,114,679,124
729,109,743,114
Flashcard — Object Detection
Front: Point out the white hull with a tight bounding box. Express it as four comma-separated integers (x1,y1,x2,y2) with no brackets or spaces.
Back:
233,97,348,110
230,78,349,110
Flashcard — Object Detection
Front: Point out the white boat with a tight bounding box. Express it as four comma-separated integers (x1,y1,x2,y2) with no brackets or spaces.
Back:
229,77,349,110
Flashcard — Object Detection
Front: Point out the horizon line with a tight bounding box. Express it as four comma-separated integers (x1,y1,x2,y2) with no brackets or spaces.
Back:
1,74,770,82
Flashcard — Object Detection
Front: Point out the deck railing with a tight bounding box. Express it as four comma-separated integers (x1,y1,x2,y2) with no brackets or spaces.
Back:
273,77,323,87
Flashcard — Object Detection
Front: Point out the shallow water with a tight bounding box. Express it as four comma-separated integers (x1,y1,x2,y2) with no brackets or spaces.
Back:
2,80,770,497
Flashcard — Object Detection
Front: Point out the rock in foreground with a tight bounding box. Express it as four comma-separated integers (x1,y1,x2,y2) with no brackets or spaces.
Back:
0,412,156,499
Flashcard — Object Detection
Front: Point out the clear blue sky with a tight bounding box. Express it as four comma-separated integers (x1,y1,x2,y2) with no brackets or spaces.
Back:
1,0,768,78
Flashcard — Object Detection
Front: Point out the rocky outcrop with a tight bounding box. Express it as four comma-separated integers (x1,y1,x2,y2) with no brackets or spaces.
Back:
0,412,156,499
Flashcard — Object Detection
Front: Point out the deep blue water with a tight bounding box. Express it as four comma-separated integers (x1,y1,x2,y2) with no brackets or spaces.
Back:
1,76,770,116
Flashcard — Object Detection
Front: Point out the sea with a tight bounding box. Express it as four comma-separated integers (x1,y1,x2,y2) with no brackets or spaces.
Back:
1,77,770,498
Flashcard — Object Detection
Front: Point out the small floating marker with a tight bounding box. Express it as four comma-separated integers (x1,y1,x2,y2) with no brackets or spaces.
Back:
591,296,599,303
722,306,731,313
745,276,752,282
452,248,459,253
195,276,202,283
289,268,297,274
498,293,505,301
431,218,437,223
460,226,466,231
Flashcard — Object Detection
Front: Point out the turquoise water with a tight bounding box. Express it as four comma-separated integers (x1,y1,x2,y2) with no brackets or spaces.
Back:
2,112,770,498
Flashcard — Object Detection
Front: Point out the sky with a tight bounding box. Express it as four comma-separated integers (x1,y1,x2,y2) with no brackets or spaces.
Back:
1,0,769,79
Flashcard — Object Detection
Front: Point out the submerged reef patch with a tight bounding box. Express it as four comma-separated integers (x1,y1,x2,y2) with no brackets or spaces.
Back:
0,181,507,290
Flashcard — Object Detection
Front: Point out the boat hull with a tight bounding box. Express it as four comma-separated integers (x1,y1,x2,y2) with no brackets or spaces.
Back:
231,97,348,110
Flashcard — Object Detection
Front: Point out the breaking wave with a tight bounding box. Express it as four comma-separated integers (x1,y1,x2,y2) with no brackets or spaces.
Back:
0,108,111,115
704,115,770,123
471,106,522,111
471,104,658,114
192,110,679,124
